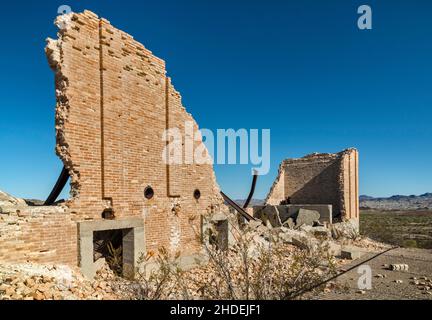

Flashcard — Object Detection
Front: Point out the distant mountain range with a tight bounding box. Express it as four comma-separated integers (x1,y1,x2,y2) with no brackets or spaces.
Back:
360,193,432,210
234,193,432,211
234,199,265,207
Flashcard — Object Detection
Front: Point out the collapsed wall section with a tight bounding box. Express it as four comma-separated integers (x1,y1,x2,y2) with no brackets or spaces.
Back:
45,10,225,257
265,149,359,220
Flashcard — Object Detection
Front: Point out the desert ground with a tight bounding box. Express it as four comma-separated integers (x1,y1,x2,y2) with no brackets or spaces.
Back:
311,210,432,300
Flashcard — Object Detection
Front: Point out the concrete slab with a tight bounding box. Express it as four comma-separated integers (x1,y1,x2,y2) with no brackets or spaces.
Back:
253,204,332,225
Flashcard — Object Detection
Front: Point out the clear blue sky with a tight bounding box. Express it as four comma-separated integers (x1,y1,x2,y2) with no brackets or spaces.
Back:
0,0,431,200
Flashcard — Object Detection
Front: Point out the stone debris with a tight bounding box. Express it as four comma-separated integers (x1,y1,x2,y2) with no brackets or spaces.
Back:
285,217,296,229
0,190,28,214
295,209,321,228
340,246,365,260
245,216,372,260
389,264,409,271
258,206,283,227
395,280,403,284
300,225,331,238
0,262,125,300
331,219,360,239
254,206,325,230
408,275,432,293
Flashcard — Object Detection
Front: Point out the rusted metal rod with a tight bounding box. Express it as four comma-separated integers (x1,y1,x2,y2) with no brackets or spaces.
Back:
220,191,256,221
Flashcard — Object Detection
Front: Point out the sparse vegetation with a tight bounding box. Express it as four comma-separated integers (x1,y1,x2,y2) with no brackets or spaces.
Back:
106,241,123,276
130,228,338,300
360,210,432,249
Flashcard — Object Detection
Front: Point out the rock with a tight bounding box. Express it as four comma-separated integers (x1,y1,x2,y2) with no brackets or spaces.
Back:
5,286,15,296
0,284,9,293
248,234,271,257
0,190,28,214
295,209,320,228
31,291,45,300
291,233,319,251
308,226,331,238
278,231,294,243
255,225,270,236
254,206,282,227
331,219,359,239
25,278,35,287
395,280,403,284
284,217,295,229
299,225,314,233
247,219,262,230
94,258,108,273
389,264,409,271
325,241,342,256
356,290,366,294
275,228,306,244
341,246,364,260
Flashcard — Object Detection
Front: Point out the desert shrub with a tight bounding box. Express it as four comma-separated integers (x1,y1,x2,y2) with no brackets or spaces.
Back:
129,248,186,300
128,224,337,300
403,239,418,248
187,230,337,300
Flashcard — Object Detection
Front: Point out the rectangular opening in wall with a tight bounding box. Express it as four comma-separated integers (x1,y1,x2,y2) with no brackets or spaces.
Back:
214,220,229,251
93,229,126,276
79,218,144,279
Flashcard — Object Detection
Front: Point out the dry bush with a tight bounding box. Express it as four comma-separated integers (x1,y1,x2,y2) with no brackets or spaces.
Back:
129,248,185,300
331,219,361,241
184,228,337,300
129,223,337,300
106,241,123,276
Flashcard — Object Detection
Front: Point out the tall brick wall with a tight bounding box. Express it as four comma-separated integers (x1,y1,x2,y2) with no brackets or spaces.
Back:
45,10,224,257
265,149,359,220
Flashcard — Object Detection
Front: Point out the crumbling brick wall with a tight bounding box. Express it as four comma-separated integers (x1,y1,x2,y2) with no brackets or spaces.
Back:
266,149,359,220
45,10,225,257
0,206,77,265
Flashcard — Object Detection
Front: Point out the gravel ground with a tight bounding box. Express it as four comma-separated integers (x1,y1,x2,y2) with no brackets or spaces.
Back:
311,247,432,300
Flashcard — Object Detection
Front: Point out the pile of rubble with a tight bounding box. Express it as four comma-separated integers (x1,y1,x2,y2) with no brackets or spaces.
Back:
0,261,128,300
0,190,28,214
410,276,432,294
246,206,384,260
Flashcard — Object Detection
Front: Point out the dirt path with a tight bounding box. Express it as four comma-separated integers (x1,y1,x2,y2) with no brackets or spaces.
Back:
313,247,432,300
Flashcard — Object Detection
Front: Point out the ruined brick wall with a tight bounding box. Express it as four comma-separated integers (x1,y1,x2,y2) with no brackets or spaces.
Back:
0,206,77,265
265,149,359,220
265,163,285,205
45,10,224,257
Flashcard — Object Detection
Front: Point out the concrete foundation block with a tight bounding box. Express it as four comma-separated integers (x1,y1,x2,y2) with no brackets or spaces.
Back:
254,204,332,226
78,217,145,279
341,246,365,260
